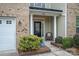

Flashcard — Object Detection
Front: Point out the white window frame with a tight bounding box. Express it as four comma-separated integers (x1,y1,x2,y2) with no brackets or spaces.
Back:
35,3,42,7
30,3,45,8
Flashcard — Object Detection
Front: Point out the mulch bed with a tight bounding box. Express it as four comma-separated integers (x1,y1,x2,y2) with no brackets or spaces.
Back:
51,42,79,55
65,47,79,55
18,46,51,56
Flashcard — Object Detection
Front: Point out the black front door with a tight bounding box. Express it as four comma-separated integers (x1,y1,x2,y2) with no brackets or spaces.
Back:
34,22,41,37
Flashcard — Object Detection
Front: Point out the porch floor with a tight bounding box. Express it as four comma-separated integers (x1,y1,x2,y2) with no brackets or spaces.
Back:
0,41,73,56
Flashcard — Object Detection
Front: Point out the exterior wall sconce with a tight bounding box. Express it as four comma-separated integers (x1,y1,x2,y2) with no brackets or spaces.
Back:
18,20,22,26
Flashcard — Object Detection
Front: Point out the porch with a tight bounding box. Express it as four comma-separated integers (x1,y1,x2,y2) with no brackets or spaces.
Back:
30,15,66,41
30,15,56,40
29,7,66,41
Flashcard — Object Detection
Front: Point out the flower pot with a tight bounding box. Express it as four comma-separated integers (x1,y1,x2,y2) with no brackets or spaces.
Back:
40,42,45,47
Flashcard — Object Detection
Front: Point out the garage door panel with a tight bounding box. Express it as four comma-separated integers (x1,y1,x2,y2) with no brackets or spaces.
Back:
0,18,16,52
0,44,16,51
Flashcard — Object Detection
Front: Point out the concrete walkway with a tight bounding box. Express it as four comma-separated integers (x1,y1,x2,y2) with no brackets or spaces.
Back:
0,41,73,56
33,41,73,56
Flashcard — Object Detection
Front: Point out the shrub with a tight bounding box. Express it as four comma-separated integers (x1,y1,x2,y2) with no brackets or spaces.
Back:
73,34,79,47
55,36,63,44
18,35,43,52
62,37,73,49
18,36,29,51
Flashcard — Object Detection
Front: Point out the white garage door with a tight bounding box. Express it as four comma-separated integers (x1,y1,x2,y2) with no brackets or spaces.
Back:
0,17,16,52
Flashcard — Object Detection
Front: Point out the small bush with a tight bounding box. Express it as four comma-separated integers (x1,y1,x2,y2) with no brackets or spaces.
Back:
73,34,79,47
62,37,73,49
55,36,63,44
18,35,44,52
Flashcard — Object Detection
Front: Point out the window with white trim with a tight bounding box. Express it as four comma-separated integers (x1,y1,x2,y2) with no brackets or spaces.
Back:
76,16,79,33
30,3,34,7
6,20,12,24
30,3,45,8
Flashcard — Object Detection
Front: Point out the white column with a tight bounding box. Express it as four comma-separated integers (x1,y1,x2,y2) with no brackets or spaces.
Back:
64,3,67,37
54,16,57,41
30,14,33,34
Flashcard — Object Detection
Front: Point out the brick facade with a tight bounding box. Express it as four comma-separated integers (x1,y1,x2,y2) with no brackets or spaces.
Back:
0,3,29,47
67,3,78,37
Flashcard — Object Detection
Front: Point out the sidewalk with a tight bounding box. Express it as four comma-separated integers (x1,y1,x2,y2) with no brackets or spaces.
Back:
33,41,73,56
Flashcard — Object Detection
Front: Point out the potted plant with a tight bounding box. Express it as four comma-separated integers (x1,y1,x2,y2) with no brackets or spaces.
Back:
40,38,45,47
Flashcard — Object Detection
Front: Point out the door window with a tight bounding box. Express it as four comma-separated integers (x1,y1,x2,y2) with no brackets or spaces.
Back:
0,20,2,24
34,22,41,37
41,22,44,37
